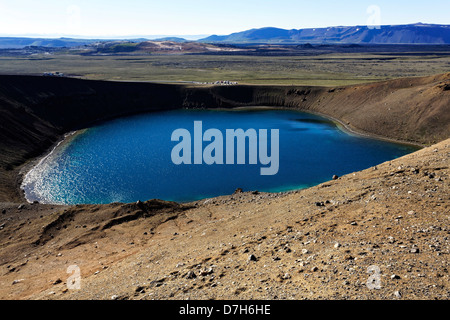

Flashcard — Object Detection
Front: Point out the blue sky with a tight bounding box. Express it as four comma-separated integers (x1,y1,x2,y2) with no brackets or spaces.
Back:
0,0,449,38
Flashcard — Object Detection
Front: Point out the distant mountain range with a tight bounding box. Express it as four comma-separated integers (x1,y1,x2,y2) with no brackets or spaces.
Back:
199,23,450,44
1,23,449,49
0,37,188,49
0,37,100,49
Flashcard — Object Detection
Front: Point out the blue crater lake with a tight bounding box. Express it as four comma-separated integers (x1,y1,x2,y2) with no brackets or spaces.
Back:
22,109,418,205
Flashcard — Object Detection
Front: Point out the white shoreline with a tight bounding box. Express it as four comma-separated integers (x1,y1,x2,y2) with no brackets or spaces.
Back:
20,130,78,204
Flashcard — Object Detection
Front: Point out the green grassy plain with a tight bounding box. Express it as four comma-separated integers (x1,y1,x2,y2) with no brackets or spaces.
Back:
0,51,449,86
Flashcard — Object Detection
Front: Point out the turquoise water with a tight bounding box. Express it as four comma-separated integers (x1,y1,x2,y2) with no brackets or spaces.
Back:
22,109,418,204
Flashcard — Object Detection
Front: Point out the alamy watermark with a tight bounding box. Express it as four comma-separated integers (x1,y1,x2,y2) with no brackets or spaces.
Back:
367,5,382,29
171,121,279,176
67,265,81,290
66,5,82,32
366,265,382,290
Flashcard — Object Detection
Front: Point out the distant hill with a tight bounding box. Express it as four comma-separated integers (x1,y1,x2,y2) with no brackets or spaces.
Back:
78,40,243,55
200,23,450,44
0,37,102,49
152,37,187,43
0,37,192,49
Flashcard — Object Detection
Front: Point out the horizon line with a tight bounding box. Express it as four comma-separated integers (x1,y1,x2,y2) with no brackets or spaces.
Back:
0,22,449,40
